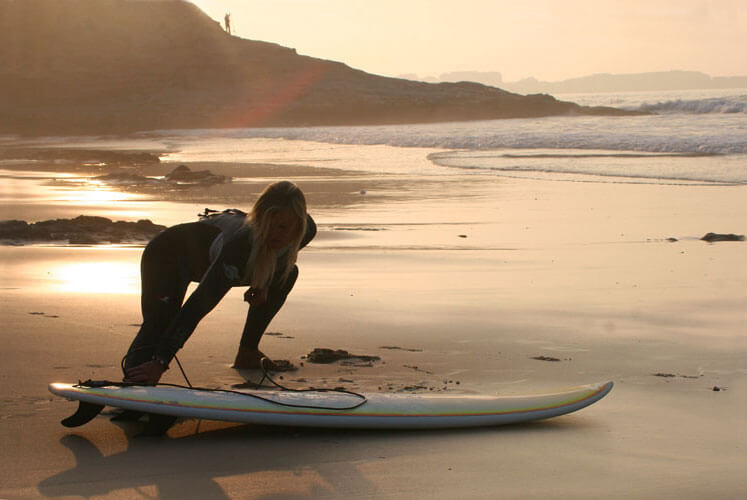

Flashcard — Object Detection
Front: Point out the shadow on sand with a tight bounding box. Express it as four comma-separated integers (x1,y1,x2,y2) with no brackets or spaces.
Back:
37,417,583,499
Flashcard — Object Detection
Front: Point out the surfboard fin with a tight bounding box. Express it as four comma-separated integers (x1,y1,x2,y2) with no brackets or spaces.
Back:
61,401,105,427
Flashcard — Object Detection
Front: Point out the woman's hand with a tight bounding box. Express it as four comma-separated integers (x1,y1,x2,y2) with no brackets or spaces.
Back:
124,360,167,385
244,287,267,306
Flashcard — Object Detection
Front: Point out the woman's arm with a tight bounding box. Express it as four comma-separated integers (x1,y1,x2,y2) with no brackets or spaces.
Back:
237,216,314,350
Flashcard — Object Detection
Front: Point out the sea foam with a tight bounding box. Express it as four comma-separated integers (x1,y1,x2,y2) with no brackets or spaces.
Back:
152,112,747,156
145,90,747,184
628,96,747,114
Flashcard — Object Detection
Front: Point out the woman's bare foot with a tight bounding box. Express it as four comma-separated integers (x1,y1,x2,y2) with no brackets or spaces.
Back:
232,347,296,371
232,347,265,369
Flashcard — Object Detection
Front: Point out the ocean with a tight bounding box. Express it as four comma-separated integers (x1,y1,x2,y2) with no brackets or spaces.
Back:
132,88,747,186
1,88,744,227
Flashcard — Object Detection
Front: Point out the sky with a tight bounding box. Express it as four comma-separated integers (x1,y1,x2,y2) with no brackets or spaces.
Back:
189,0,746,82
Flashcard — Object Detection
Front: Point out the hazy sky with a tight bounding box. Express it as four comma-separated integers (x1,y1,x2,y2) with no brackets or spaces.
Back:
189,0,746,82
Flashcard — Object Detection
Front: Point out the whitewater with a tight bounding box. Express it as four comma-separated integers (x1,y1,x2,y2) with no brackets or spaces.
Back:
8,89,742,185
143,89,745,186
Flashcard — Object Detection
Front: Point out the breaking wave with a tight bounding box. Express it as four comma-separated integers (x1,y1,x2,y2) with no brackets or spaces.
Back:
148,90,747,159
627,96,747,114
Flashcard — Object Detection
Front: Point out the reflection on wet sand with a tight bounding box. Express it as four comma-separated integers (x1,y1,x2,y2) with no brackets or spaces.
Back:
0,246,141,295
52,261,139,294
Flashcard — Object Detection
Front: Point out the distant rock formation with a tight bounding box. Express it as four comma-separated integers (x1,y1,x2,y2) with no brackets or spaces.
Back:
0,216,166,245
404,71,504,88
499,71,747,95
410,70,747,94
0,0,636,136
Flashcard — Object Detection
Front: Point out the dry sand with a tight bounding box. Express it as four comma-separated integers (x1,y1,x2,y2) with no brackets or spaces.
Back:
0,152,745,499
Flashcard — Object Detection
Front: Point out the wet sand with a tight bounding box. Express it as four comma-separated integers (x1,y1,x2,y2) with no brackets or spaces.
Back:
0,149,745,498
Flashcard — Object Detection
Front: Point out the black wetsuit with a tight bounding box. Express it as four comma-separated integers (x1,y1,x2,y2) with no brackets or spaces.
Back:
124,215,316,370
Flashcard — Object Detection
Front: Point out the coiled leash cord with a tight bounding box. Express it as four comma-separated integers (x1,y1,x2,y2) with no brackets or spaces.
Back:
105,349,368,411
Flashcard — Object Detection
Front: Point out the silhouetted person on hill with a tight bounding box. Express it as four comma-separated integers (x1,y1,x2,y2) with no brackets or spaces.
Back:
224,13,231,34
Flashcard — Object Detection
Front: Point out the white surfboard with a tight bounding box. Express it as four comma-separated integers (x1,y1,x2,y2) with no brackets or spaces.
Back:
49,380,613,429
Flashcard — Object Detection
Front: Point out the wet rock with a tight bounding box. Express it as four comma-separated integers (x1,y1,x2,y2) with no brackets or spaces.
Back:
305,348,381,364
531,355,561,362
701,232,745,242
165,165,230,185
0,220,29,239
652,372,702,379
0,216,166,244
403,365,434,374
264,359,296,372
400,385,428,392
93,166,230,188
68,234,100,245
379,346,423,352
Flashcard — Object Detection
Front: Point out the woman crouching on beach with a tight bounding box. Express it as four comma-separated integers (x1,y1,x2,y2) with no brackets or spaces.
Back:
123,181,316,385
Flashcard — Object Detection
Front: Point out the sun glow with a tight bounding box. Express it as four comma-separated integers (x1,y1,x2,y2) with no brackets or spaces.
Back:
56,183,143,204
53,261,140,294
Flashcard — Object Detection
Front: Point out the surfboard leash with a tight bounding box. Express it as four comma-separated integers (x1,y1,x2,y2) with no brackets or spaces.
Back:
110,350,368,411
120,347,192,387
77,378,368,411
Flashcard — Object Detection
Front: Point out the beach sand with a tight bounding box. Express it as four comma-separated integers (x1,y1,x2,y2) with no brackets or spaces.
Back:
0,151,745,499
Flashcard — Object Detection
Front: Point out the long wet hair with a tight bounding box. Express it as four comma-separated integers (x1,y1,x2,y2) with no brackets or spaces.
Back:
245,181,307,289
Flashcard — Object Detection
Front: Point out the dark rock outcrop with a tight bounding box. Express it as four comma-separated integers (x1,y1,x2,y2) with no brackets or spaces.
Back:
701,232,745,242
165,165,230,185
92,165,229,187
305,348,381,364
0,216,166,244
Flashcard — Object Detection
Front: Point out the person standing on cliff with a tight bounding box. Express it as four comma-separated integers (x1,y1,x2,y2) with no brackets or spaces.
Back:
224,13,231,34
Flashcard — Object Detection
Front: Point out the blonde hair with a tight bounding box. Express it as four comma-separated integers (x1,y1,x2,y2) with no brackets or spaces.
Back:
245,181,307,289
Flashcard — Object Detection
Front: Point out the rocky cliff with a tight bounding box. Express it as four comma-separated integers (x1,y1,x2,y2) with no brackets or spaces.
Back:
0,0,635,136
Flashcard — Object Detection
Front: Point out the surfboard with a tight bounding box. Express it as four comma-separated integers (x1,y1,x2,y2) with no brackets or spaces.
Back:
49,380,613,429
